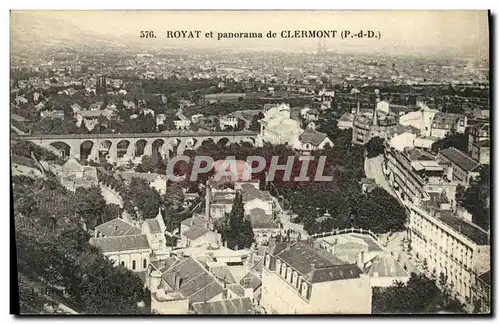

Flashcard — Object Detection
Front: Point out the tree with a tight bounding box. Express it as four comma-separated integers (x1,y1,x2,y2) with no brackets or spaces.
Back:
103,204,122,222
355,188,407,233
236,118,246,131
372,273,465,314
431,132,468,154
248,112,264,131
365,136,385,158
14,175,150,314
135,155,154,173
221,193,254,250
127,178,163,219
461,167,490,230
75,185,106,229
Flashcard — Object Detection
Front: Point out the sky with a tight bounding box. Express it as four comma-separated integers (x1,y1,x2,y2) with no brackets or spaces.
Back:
11,10,490,58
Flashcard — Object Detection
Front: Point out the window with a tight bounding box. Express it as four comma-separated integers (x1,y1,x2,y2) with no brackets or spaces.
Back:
143,259,147,269
132,260,136,270
301,282,309,299
120,261,125,267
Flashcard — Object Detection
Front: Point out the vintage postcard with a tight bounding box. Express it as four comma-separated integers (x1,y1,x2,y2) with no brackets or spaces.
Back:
10,10,490,315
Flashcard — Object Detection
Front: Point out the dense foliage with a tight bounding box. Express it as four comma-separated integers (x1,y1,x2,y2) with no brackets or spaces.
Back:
372,273,465,314
13,175,150,314
431,131,468,154
457,167,490,230
364,136,385,158
218,193,255,250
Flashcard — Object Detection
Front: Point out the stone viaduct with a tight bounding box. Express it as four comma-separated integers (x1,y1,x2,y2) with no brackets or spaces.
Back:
14,131,260,161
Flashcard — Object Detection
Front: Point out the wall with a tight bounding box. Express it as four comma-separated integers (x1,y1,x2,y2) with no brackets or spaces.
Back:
107,250,151,272
260,268,308,314
389,132,416,151
182,231,221,248
253,228,280,245
151,297,189,314
370,275,410,288
309,276,372,314
244,199,273,215
261,268,372,314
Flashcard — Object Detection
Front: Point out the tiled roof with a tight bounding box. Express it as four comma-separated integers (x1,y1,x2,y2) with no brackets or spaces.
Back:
191,297,253,315
151,257,180,273
209,265,237,284
228,284,245,297
181,216,211,229
241,184,272,202
365,254,408,278
273,242,365,283
62,158,84,173
439,147,480,172
438,212,489,245
144,218,162,234
240,272,262,290
479,270,491,285
432,112,464,128
162,257,223,304
307,264,363,283
348,234,383,252
277,242,344,275
247,208,279,229
89,234,150,253
183,226,210,240
95,218,141,237
299,128,328,146
266,242,288,256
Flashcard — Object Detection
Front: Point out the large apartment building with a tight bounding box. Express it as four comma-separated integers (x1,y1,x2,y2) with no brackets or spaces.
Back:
260,241,372,314
407,201,490,306
384,146,458,207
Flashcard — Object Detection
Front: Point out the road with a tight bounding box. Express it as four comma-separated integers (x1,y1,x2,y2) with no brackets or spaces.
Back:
364,155,397,199
99,184,123,207
365,155,421,274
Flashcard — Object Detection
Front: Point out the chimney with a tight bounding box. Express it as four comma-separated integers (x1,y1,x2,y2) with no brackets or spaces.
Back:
310,263,315,271
358,251,365,269
172,271,178,290
175,276,183,291
372,104,378,127
205,185,211,219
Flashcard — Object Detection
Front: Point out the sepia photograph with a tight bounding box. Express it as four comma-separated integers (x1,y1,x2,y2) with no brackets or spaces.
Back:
9,10,491,315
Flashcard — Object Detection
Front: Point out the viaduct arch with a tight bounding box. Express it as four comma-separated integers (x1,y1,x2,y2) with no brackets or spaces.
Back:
15,131,260,162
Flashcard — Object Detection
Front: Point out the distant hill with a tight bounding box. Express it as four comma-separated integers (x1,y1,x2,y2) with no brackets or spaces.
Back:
10,12,130,55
